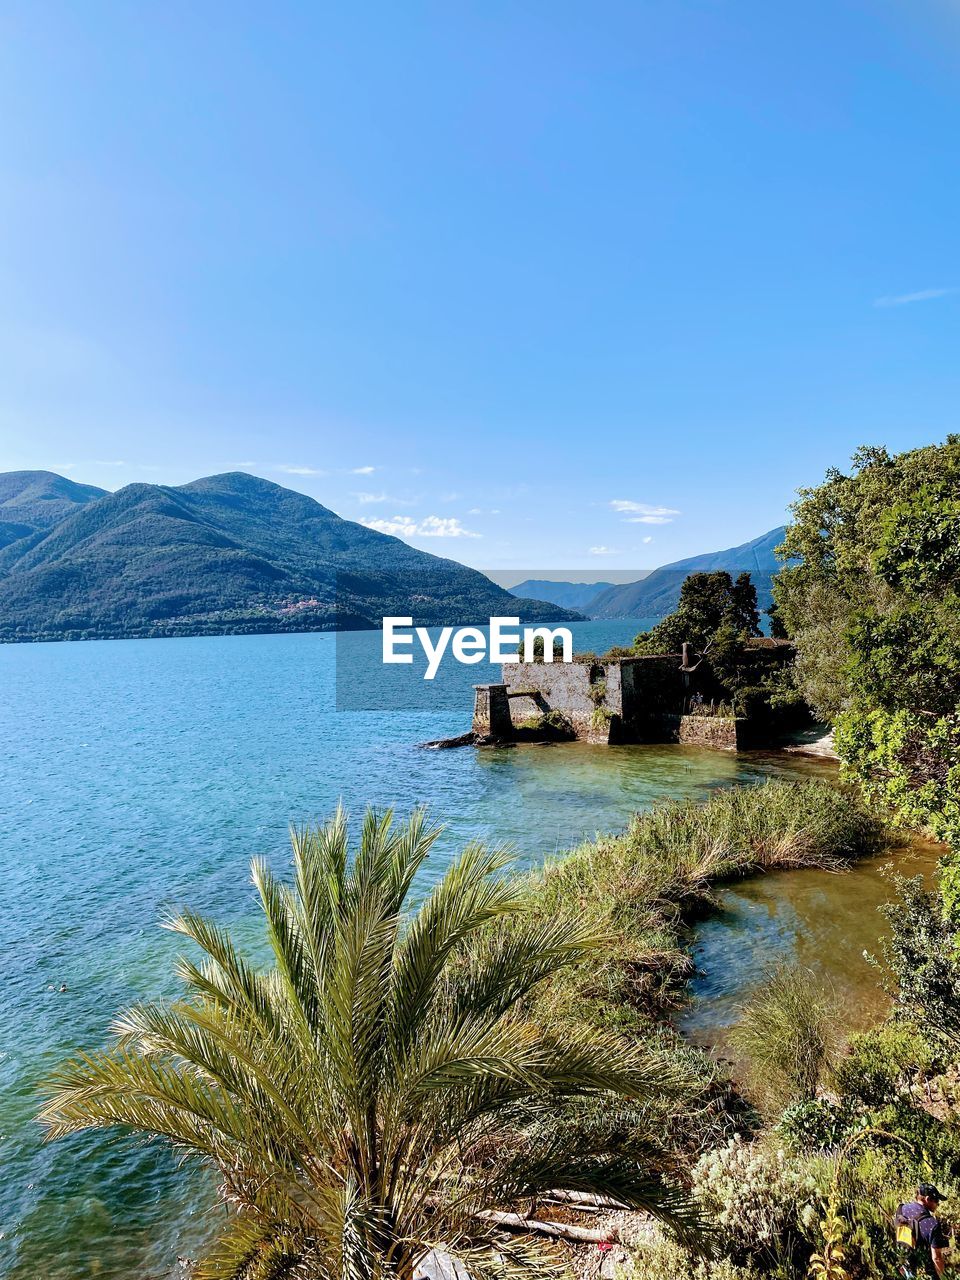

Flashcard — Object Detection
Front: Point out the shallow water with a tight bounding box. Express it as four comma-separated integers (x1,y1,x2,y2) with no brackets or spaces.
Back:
0,626,882,1278
681,837,943,1058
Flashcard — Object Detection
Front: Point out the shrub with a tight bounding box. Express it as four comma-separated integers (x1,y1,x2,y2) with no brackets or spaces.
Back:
729,964,838,1107
777,1098,858,1153
624,1234,762,1280
834,707,960,852
832,1023,937,1109
692,1137,820,1266
591,705,613,729
879,876,960,1046
588,677,608,705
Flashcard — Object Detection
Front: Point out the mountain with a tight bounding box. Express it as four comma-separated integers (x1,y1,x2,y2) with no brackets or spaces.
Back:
587,527,787,619
507,579,618,610
0,471,107,550
0,471,581,642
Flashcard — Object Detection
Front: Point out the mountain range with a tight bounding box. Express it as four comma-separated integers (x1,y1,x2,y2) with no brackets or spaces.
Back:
0,471,580,642
505,579,620,610
508,527,786,619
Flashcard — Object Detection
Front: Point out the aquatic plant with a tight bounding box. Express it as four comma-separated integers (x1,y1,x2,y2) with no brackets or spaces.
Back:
507,782,888,1040
39,806,705,1280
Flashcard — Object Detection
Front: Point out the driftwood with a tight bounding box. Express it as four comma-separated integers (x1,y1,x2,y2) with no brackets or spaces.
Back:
540,1190,631,1212
476,1210,616,1244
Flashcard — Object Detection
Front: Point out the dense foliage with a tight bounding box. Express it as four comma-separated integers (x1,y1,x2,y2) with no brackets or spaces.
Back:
633,571,762,655
630,570,808,732
774,438,960,851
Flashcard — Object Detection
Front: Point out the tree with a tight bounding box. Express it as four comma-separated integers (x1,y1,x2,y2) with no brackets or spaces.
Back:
774,437,960,718
774,437,960,849
634,571,761,655
40,807,703,1280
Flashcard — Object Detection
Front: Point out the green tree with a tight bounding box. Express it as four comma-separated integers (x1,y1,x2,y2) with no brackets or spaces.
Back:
775,437,960,718
774,437,960,849
40,807,702,1280
634,571,761,655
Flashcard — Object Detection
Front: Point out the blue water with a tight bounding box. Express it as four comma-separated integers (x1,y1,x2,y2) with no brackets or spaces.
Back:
0,624,828,1279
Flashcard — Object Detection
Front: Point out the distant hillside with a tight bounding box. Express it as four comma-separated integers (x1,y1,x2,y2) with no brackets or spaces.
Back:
0,471,580,642
507,579,617,610
0,471,107,551
588,527,787,619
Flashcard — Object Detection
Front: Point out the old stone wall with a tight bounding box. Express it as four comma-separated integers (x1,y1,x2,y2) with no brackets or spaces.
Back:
499,659,621,741
489,652,760,750
499,654,691,744
677,714,745,750
472,684,512,738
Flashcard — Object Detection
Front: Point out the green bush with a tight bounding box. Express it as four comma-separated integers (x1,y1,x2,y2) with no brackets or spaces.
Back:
834,707,960,851
832,1023,937,1110
588,677,608,705
625,1235,762,1280
777,1098,857,1153
692,1137,820,1266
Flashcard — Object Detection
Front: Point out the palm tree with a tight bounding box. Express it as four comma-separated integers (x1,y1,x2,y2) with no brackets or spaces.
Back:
40,806,702,1279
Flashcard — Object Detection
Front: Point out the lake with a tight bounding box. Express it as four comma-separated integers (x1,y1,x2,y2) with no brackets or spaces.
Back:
0,624,906,1279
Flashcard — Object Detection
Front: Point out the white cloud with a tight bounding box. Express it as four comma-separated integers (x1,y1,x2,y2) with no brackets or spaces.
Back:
642,536,653,544
361,514,481,539
610,499,680,525
874,287,956,308
352,490,417,506
589,545,618,556
350,465,376,475
275,464,328,476
94,459,127,467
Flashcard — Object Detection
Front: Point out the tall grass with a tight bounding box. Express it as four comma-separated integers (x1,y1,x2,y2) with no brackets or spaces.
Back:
468,780,891,1164
729,962,838,1107
512,781,888,1031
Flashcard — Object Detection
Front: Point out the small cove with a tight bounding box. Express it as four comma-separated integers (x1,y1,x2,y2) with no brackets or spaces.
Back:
681,835,943,1059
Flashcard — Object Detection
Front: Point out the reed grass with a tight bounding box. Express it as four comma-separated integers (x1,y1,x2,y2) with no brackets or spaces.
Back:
511,781,889,1032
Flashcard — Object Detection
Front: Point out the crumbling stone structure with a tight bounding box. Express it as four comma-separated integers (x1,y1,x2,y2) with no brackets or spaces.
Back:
469,639,794,751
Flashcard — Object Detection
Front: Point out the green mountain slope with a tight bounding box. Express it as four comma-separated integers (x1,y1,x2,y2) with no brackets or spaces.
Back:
0,471,580,641
0,470,107,551
587,527,787,618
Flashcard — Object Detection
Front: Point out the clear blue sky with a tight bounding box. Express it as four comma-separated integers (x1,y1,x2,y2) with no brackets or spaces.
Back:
0,1,958,570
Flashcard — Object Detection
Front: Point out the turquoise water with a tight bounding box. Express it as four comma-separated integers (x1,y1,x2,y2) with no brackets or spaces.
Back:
0,624,829,1279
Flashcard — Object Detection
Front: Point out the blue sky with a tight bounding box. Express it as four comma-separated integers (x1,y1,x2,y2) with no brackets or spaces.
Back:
0,1,958,571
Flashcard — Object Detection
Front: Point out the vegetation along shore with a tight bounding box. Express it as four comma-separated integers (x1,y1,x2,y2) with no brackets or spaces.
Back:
36,436,960,1280
41,778,949,1280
